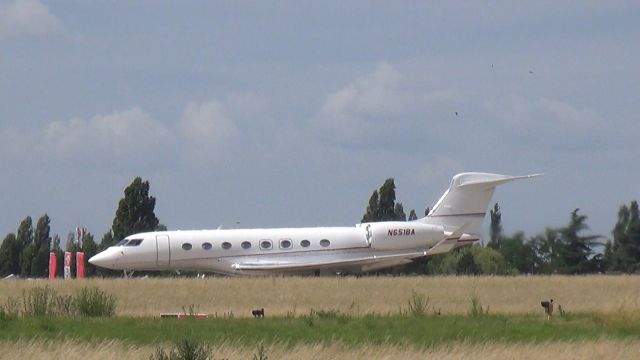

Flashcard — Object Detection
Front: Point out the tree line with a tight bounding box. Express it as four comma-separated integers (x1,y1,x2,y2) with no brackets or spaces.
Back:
362,178,640,275
0,177,162,278
1,176,639,278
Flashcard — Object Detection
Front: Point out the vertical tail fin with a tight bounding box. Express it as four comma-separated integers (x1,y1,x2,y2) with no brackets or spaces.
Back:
419,173,539,236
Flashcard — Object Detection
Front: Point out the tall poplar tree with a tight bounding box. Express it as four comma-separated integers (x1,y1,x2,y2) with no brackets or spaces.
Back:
377,178,397,221
17,217,34,277
607,201,640,272
103,177,160,248
488,203,503,248
30,214,52,277
361,178,406,222
394,203,406,221
361,190,379,223
0,233,19,276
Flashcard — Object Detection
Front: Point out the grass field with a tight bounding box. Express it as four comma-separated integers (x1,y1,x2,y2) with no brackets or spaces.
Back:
1,275,639,317
1,339,640,360
1,313,640,345
1,276,639,359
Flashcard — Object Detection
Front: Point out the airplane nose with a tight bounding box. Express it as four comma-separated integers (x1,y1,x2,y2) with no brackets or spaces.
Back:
89,250,119,269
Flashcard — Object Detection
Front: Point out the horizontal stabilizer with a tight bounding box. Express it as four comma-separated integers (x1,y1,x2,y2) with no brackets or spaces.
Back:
426,238,458,256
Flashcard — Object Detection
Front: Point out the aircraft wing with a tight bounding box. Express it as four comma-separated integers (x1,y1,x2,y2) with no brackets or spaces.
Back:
231,251,427,272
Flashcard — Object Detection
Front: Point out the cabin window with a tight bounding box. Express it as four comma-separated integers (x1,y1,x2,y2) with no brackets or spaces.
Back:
202,242,213,250
116,239,128,246
300,240,310,247
125,239,143,246
260,240,272,250
280,239,292,249
222,242,232,250
182,243,192,251
320,239,330,247
241,241,252,249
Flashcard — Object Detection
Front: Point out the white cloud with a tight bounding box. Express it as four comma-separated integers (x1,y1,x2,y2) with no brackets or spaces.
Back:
313,62,403,143
322,61,403,117
0,101,240,168
44,107,169,161
179,101,237,146
313,62,464,145
0,0,64,39
485,95,608,148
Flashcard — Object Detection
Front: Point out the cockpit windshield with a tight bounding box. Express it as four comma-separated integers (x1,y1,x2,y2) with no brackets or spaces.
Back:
115,239,143,247
126,239,143,246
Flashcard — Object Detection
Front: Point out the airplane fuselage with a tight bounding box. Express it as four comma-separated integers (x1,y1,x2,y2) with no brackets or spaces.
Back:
89,173,537,275
90,221,452,275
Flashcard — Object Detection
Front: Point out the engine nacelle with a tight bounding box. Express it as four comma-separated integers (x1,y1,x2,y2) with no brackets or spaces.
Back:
367,222,444,251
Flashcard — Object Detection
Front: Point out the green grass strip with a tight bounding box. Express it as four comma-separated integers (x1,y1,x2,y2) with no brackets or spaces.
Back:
1,313,639,346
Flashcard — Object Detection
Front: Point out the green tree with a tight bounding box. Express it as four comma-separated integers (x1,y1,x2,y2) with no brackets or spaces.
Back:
394,203,406,221
471,246,514,275
408,209,418,221
377,178,397,221
16,216,34,277
30,214,52,277
488,203,503,248
603,240,614,271
493,232,537,274
557,209,601,274
81,231,99,277
107,177,160,247
361,190,379,223
426,250,460,275
607,201,640,273
19,243,35,277
361,178,405,223
52,234,64,278
0,233,20,276
456,248,479,275
530,228,563,274
427,246,515,275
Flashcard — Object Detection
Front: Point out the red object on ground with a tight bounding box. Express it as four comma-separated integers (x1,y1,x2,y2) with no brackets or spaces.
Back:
76,252,85,279
49,252,57,279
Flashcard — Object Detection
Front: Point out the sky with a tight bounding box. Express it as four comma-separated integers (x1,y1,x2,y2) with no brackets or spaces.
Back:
1,0,639,245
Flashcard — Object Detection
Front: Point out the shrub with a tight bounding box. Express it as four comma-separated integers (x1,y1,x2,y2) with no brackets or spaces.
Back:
406,290,429,318
3,296,20,319
0,307,11,327
9,286,116,318
253,344,268,360
54,294,77,317
312,309,342,319
150,339,211,360
22,286,56,317
469,294,489,317
75,287,116,317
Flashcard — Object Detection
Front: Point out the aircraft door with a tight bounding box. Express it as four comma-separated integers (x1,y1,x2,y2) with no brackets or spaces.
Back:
156,235,170,266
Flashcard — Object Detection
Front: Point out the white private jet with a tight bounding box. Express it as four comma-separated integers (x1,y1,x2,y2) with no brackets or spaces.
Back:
89,173,538,275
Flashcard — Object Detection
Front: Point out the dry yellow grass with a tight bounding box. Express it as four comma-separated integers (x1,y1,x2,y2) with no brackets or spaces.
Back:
1,339,639,360
1,275,639,317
